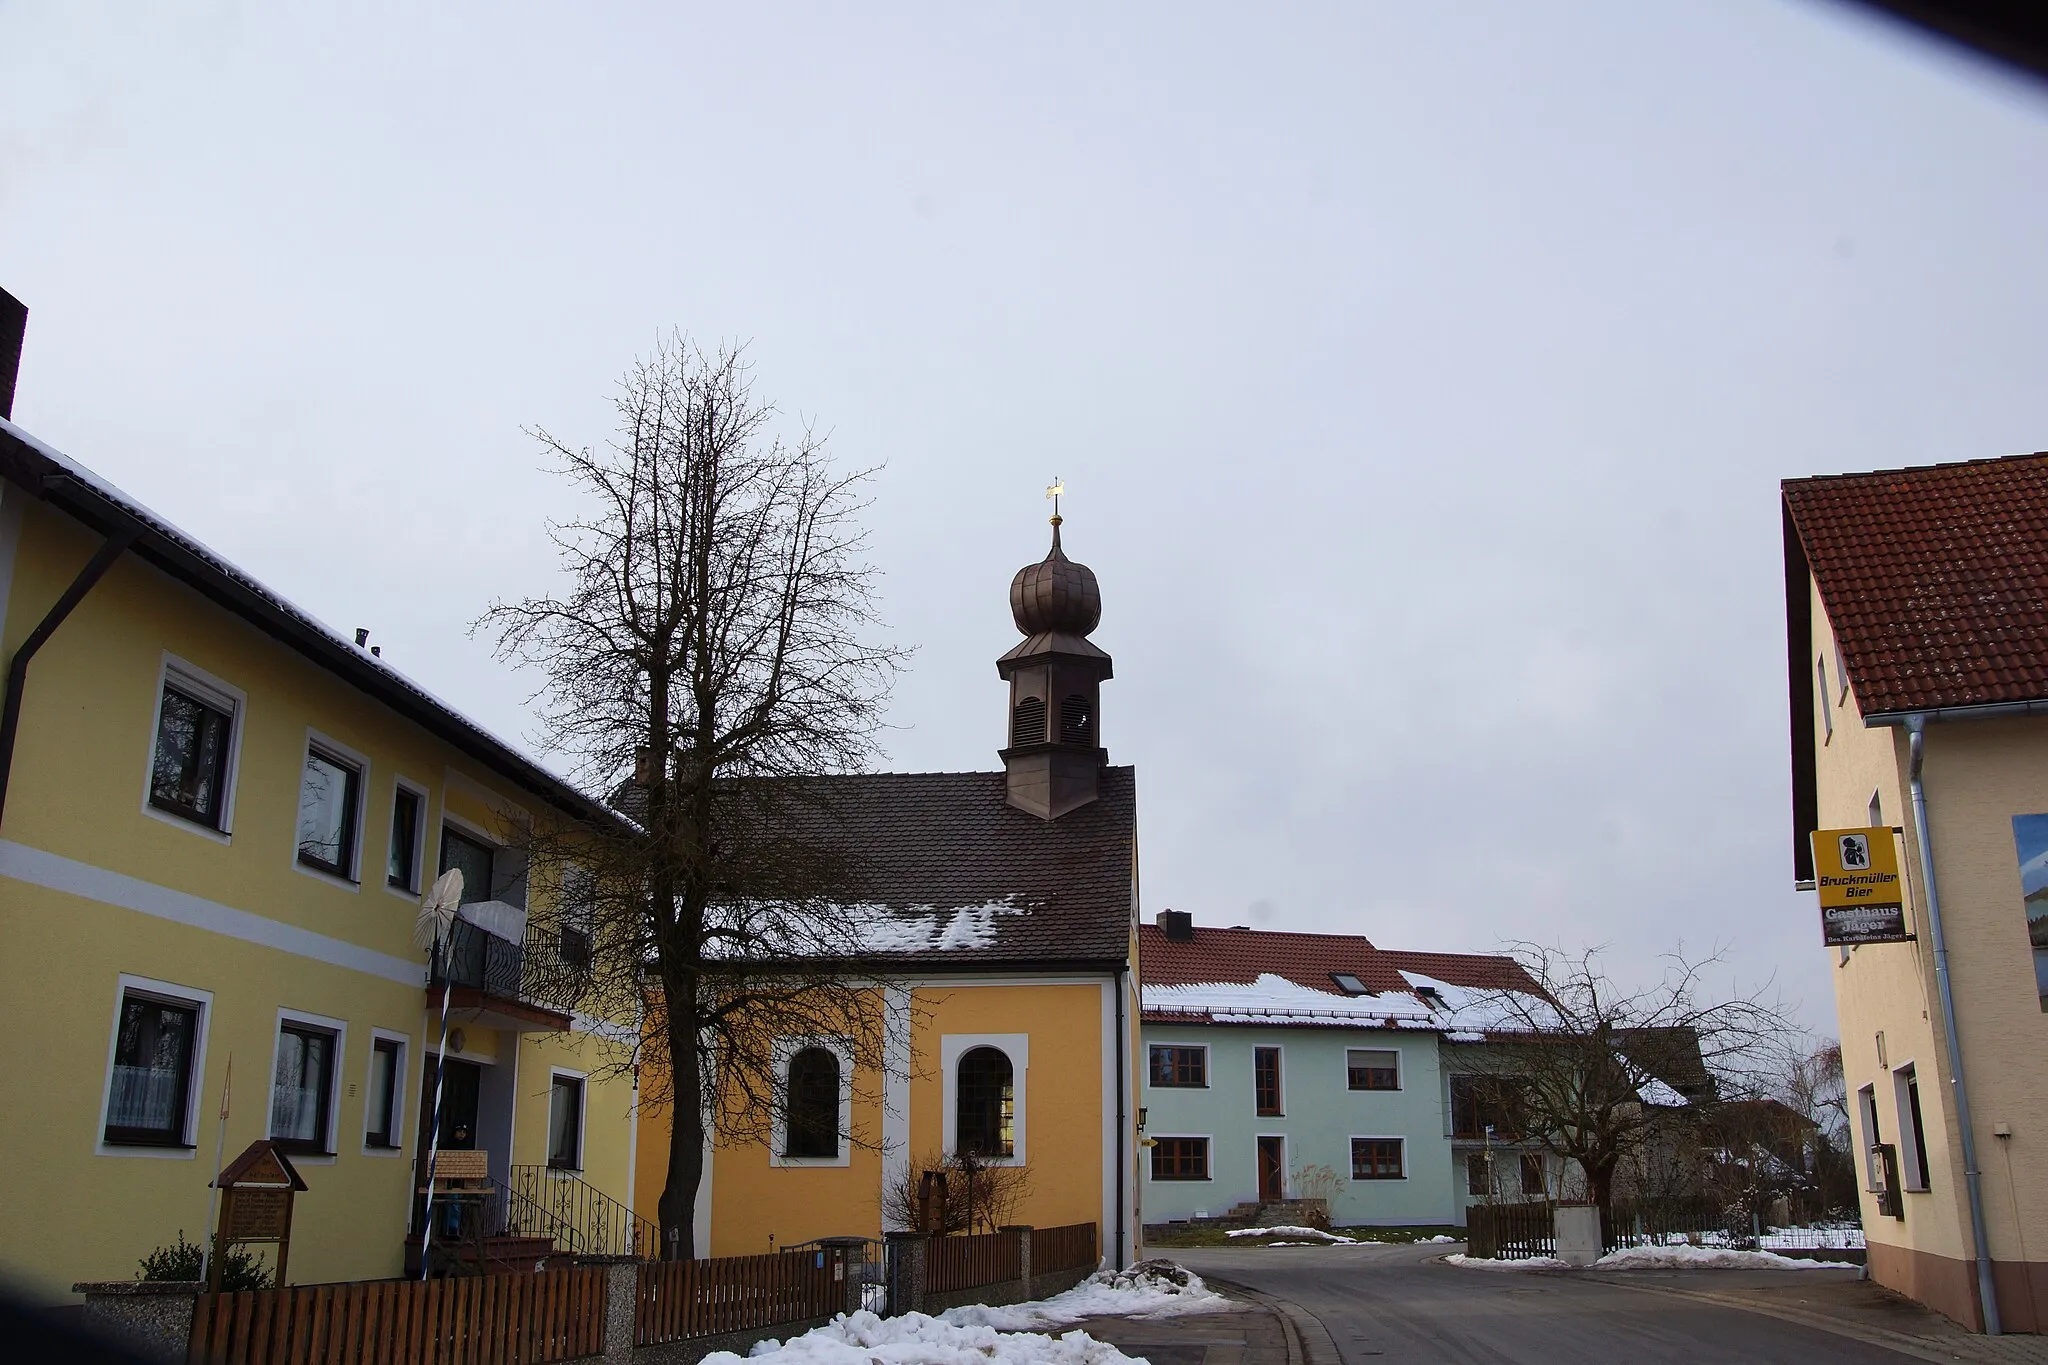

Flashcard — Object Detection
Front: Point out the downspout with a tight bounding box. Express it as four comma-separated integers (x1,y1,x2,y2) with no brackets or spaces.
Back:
0,522,136,826
1114,963,1128,1270
1906,715,2001,1335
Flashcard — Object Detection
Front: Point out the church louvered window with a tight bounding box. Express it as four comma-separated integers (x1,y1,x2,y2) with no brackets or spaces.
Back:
1060,695,1093,745
1011,696,1046,746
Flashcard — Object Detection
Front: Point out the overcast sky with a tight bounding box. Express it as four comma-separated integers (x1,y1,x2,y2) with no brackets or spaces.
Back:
6,2,2046,1035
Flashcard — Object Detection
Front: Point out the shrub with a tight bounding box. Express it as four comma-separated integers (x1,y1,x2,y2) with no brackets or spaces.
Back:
139,1231,274,1291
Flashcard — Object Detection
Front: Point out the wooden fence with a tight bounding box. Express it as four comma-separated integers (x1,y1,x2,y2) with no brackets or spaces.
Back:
636,1250,845,1347
925,1232,1022,1294
187,1267,607,1365
1464,1202,1556,1261
1032,1223,1098,1275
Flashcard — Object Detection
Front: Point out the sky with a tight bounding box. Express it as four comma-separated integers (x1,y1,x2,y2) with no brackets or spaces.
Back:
5,2,2046,1037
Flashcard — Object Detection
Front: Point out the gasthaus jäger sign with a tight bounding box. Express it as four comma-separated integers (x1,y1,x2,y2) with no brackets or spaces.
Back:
1812,826,1910,946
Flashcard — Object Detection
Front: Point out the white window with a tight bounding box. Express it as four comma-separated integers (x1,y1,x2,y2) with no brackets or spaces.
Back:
296,735,367,881
1350,1136,1406,1180
1817,656,1834,741
559,865,595,972
771,1037,853,1167
1893,1065,1930,1192
1836,643,1851,705
143,657,245,837
1857,1084,1882,1191
548,1071,586,1170
363,1032,407,1153
387,780,427,895
1347,1048,1400,1091
99,975,212,1155
941,1034,1027,1165
270,1011,346,1157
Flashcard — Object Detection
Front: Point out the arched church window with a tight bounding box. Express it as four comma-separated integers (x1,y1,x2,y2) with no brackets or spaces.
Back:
784,1046,840,1158
1060,695,1093,745
1011,696,1046,747
956,1046,1014,1159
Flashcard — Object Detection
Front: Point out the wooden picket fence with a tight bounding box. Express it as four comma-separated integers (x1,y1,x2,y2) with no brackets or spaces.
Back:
1032,1223,1098,1275
187,1267,607,1365
925,1231,1021,1294
635,1250,844,1347
1464,1202,1556,1261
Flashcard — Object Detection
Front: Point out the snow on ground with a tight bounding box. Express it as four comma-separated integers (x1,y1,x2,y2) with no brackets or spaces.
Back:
1445,1246,1858,1272
709,1311,1138,1365
1224,1226,1357,1243
945,1262,1235,1331
1419,1235,1460,1244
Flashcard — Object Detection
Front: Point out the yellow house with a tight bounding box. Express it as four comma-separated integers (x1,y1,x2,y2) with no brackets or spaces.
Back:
0,306,640,1302
1784,452,2048,1333
633,519,1143,1268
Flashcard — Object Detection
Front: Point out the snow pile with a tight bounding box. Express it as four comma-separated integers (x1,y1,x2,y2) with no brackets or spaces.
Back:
945,1261,1233,1330
1143,975,1433,1026
1224,1226,1356,1244
1595,1245,1856,1272
1445,1254,1569,1270
712,1311,1135,1365
1420,1235,1460,1244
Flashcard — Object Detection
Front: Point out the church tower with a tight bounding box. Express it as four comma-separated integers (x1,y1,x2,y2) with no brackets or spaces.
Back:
998,500,1112,819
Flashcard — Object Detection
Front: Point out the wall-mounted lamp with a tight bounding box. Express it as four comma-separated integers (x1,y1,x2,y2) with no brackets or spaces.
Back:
1137,1107,1148,1133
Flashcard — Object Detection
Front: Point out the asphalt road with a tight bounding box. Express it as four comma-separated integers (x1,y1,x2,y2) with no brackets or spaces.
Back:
1172,1243,1916,1364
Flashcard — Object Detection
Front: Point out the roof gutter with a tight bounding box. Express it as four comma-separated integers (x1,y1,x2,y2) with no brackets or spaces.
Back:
1870,697,2048,726
1905,714,2001,1335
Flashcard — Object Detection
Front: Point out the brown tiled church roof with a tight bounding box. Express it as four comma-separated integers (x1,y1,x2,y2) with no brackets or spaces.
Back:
1783,452,2048,717
1136,923,1538,997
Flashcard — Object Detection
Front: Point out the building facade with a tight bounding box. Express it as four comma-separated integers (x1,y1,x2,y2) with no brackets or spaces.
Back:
633,517,1143,1266
0,317,638,1301
1137,916,1556,1228
1785,453,2048,1333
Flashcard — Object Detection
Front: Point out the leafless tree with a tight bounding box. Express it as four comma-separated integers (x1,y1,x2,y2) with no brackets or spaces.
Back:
481,334,911,1257
1460,944,1795,1239
881,1150,1033,1235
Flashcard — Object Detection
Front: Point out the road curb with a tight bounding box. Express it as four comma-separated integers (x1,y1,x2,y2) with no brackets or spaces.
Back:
1198,1275,1337,1365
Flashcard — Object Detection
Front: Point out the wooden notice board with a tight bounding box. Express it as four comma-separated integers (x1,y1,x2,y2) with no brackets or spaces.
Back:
210,1140,307,1291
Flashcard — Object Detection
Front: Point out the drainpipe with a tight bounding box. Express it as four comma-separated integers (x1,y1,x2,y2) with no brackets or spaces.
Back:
0,522,137,826
1905,715,2001,1335
1114,964,1128,1270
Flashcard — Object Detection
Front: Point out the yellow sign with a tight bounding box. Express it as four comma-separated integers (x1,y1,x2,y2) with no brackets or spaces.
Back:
1811,827,1909,945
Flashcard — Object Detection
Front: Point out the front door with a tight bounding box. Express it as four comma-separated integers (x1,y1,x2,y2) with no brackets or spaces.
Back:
412,1057,484,1239
1257,1136,1285,1202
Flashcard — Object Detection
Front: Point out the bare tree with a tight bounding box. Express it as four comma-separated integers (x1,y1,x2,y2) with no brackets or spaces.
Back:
482,335,910,1257
1460,944,1795,1239
881,1150,1033,1235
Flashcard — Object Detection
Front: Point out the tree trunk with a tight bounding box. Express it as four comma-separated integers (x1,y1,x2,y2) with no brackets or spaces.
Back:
656,958,702,1259
1586,1156,1618,1252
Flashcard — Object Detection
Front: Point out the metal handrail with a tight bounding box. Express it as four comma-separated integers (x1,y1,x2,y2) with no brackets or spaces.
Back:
507,1163,661,1260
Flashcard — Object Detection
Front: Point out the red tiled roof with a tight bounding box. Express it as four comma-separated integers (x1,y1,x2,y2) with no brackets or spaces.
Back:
1137,924,1537,997
1783,453,2048,716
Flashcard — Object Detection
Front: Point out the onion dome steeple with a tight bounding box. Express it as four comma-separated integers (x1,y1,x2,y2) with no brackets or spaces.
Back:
997,482,1113,820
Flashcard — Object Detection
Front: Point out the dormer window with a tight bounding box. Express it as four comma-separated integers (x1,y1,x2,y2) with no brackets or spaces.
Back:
1331,973,1368,995
1414,985,1443,1006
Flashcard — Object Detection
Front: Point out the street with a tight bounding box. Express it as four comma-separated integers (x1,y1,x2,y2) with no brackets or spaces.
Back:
1172,1243,1919,1364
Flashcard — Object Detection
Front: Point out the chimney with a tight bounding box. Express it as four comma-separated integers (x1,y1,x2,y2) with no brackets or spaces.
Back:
1157,909,1194,942
0,287,25,422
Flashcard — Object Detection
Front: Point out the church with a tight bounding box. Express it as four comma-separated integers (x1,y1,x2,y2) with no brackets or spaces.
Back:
631,512,1144,1265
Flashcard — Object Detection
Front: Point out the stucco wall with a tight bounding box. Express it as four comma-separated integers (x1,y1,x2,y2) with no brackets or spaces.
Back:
1138,1025,1452,1226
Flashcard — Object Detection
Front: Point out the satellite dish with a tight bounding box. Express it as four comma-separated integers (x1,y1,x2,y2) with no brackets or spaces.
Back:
414,868,464,951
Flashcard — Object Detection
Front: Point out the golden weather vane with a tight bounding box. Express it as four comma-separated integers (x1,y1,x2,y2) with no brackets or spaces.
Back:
1046,477,1064,524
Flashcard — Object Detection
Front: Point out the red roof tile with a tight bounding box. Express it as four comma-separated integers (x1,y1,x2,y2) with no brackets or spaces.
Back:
1783,452,2048,716
1137,923,1537,997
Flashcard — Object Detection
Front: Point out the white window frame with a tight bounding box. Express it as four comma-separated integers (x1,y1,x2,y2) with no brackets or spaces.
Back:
1146,1133,1214,1183
1346,1046,1403,1092
1893,1064,1928,1192
268,1008,347,1163
941,1032,1028,1166
385,776,430,901
140,653,247,842
769,1036,853,1168
1349,1134,1408,1181
439,809,526,909
1857,1084,1883,1191
96,974,214,1159
546,1067,589,1173
361,1029,409,1156
1251,1043,1286,1118
1146,1040,1210,1090
292,729,370,888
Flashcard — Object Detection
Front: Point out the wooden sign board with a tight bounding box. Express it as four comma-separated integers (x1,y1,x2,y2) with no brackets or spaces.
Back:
226,1188,291,1241
210,1140,307,1292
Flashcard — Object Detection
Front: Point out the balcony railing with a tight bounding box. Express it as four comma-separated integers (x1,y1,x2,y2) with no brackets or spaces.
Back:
428,917,586,1024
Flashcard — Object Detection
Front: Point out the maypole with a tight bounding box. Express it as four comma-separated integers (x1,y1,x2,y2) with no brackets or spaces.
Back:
413,868,464,1279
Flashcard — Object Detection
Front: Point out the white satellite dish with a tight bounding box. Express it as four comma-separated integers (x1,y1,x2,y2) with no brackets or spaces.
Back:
415,867,464,951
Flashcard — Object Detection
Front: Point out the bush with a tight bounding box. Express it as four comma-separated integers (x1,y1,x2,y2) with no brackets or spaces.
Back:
139,1231,273,1291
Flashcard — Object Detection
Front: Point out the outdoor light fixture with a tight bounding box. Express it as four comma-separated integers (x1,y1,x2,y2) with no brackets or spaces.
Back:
1137,1107,1148,1132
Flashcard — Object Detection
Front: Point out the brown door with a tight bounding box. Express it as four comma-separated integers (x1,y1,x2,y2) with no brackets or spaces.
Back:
1257,1136,1285,1202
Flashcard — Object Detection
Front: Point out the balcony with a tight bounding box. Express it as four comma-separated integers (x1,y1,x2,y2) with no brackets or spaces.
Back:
427,915,575,1033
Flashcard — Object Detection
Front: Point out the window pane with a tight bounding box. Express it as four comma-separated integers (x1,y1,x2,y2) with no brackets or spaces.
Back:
1466,1153,1489,1196
440,828,496,904
271,1028,333,1148
106,996,197,1142
1347,1049,1398,1090
1150,1137,1208,1180
549,1078,582,1167
297,750,360,875
1148,1046,1205,1088
1351,1138,1403,1180
368,1041,398,1145
1520,1153,1545,1196
388,789,420,889
957,1047,1014,1158
150,686,231,825
1254,1047,1282,1116
785,1048,840,1158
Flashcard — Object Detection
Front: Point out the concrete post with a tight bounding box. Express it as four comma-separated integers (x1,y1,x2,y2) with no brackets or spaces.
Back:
73,1281,202,1362
1554,1205,1602,1267
590,1258,640,1363
1001,1226,1032,1303
883,1231,927,1316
